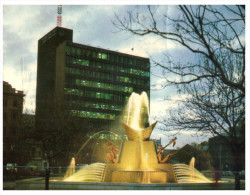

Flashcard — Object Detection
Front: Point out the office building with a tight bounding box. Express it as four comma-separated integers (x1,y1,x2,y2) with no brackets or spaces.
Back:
36,26,150,133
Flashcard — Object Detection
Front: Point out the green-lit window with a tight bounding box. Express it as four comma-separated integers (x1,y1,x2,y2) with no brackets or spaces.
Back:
66,46,71,54
82,49,85,56
66,57,70,63
98,53,102,59
102,53,107,60
110,114,115,120
125,77,129,82
76,48,81,55
86,50,91,57
81,59,89,66
96,92,101,99
79,111,85,117
71,47,76,54
132,59,136,65
104,94,109,100
72,58,77,64
76,79,80,85
91,112,96,118
92,51,97,58
114,56,118,63
65,67,70,74
124,57,128,64
110,55,114,62
129,58,132,65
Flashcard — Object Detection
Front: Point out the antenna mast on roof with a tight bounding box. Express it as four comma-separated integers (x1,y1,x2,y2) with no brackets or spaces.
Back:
57,5,62,27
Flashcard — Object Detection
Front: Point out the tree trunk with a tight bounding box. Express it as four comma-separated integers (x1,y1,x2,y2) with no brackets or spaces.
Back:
45,168,50,190
233,150,241,190
234,171,240,190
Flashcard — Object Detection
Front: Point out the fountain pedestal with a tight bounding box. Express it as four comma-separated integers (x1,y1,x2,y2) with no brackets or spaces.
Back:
103,140,177,183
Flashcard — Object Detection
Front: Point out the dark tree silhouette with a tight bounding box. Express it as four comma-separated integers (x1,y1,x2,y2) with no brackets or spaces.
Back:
113,5,245,189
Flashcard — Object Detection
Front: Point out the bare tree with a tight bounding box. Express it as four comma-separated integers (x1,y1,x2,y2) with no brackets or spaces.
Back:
113,5,245,94
35,107,91,189
113,5,245,189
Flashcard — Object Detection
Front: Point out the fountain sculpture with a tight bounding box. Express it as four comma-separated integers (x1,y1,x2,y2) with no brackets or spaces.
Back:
63,92,212,184
15,91,235,189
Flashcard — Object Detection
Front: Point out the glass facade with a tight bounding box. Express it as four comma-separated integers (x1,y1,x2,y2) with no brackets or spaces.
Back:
65,67,149,87
64,88,129,102
70,110,115,120
66,100,123,111
64,43,150,121
75,79,133,93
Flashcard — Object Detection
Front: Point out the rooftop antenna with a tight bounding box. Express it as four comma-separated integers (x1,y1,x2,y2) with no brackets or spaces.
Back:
131,6,139,53
57,5,62,27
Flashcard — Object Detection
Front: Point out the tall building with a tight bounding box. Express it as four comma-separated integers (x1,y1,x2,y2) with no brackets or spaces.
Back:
3,81,25,140
36,27,150,133
3,81,25,165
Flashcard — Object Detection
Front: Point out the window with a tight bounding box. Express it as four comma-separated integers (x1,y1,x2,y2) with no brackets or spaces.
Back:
96,92,101,99
13,99,18,107
3,98,7,107
92,51,97,58
102,53,107,60
72,58,77,64
114,56,118,63
76,48,81,55
110,55,114,62
66,46,71,54
132,59,136,65
81,59,89,66
125,77,129,83
71,47,76,54
98,53,102,59
86,50,91,57
129,58,132,65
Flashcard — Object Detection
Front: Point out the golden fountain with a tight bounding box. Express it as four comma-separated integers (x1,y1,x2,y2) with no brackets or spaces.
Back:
63,92,212,184
102,92,176,183
103,122,176,183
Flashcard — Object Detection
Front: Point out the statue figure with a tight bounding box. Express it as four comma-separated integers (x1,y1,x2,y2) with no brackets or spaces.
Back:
165,137,177,147
106,138,119,163
157,137,178,163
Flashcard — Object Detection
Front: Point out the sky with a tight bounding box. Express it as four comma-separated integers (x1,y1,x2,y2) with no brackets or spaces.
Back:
1,2,247,148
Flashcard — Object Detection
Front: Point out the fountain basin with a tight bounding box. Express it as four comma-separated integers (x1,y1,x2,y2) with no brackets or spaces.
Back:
15,178,237,190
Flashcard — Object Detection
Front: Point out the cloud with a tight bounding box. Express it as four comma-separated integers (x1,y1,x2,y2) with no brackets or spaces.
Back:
2,4,215,148
2,5,184,114
3,64,37,113
151,128,212,148
150,97,178,120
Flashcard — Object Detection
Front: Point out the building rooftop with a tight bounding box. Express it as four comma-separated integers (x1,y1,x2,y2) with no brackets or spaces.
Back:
3,81,24,96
